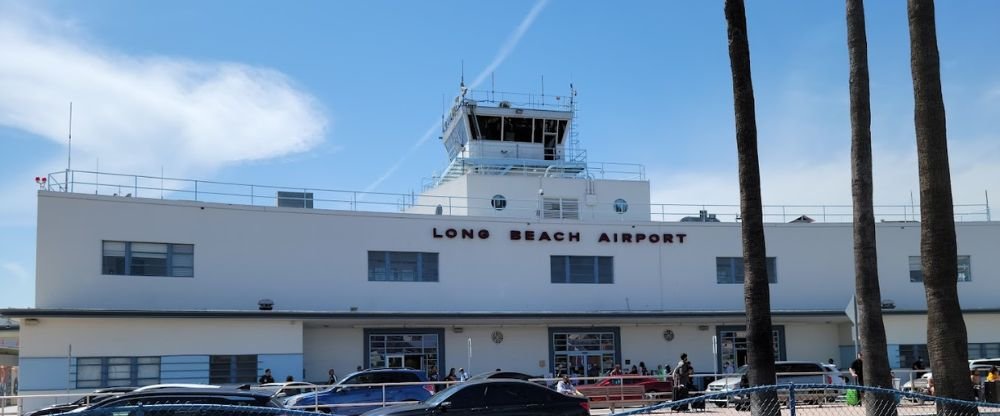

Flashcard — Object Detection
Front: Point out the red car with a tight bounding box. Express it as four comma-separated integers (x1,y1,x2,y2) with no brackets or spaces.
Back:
575,376,673,401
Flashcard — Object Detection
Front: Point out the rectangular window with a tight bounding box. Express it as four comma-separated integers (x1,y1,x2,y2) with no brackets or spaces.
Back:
716,257,777,284
209,355,258,384
542,198,580,220
908,255,971,282
102,241,194,277
75,357,160,388
368,251,439,282
898,344,929,368
550,256,613,284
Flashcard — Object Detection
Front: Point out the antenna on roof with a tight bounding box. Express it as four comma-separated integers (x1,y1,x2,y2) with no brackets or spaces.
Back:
66,102,73,192
491,72,495,102
460,60,465,88
540,75,545,105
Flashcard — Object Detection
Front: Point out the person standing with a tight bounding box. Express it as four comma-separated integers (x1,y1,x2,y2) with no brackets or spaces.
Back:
445,368,458,382
672,353,693,410
458,368,469,382
911,356,926,378
259,368,275,384
639,362,649,376
849,353,864,386
327,369,338,385
723,361,735,374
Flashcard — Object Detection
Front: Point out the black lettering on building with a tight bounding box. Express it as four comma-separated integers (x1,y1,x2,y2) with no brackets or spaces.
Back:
554,232,565,241
598,233,610,243
510,230,522,240
568,232,580,242
478,229,490,239
635,233,646,243
433,228,444,238
622,233,632,243
677,233,687,243
462,229,474,239
539,231,552,241
649,234,660,243
525,231,535,241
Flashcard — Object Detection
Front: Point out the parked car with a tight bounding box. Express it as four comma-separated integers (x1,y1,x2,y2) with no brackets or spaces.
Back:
574,375,672,401
260,381,317,398
284,368,434,415
69,388,284,412
25,387,136,416
466,371,537,382
360,379,589,416
706,361,839,409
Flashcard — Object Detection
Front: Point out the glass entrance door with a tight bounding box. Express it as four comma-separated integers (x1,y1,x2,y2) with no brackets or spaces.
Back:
716,326,785,371
551,329,620,384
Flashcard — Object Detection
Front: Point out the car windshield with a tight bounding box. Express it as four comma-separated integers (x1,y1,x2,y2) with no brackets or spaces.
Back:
423,383,465,406
736,365,749,375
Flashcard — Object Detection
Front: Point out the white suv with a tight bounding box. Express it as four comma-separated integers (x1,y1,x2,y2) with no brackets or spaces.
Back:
706,361,839,409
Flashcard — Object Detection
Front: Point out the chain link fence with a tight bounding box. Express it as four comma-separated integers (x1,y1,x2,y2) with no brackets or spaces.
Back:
615,384,1000,416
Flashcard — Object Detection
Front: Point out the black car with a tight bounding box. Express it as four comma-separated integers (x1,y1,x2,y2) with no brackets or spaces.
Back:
78,388,285,410
466,371,537,382
26,387,136,416
360,379,589,416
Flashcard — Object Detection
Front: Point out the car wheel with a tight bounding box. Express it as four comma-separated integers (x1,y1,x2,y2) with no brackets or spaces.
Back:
714,402,728,408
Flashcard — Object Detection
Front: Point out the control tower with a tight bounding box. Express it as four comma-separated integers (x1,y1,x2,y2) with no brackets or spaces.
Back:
409,85,649,221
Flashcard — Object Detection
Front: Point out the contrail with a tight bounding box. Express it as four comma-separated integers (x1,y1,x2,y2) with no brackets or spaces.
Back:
363,0,549,193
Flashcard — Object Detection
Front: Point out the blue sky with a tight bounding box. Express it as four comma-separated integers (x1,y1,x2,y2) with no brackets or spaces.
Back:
2,1,999,308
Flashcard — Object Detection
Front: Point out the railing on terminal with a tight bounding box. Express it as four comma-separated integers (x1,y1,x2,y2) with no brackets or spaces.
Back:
4,370,999,416
43,170,993,223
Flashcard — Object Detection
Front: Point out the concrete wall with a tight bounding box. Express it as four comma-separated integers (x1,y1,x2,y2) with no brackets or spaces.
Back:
302,327,363,383
35,192,1000,313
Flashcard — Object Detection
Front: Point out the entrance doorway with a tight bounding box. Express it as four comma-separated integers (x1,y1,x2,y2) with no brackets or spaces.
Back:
365,329,444,379
716,326,786,371
550,328,620,384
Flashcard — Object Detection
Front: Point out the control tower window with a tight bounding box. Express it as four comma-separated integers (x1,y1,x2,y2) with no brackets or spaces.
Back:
558,120,568,144
614,199,629,214
504,117,533,143
474,116,502,141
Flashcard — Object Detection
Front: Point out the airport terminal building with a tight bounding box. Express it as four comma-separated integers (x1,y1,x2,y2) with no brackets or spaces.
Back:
6,89,1000,408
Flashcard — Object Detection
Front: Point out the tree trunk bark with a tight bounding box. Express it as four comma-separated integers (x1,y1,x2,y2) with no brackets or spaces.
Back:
724,1,778,415
847,1,896,415
906,0,976,413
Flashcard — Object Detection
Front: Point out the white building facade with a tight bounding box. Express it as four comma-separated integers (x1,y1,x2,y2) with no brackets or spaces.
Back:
6,88,1000,408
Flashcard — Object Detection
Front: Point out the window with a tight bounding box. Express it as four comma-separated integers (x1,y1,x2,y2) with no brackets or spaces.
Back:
75,357,160,388
716,257,777,284
968,343,1000,360
898,344,929,368
551,256,613,284
209,355,258,384
909,255,971,282
613,199,628,214
542,198,579,220
368,251,439,282
102,241,194,277
491,194,507,210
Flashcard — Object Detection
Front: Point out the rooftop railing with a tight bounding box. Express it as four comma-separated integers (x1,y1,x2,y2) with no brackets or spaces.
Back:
44,170,992,223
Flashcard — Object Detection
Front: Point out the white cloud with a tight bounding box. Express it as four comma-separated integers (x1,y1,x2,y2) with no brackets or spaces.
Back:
0,5,328,177
1,261,30,282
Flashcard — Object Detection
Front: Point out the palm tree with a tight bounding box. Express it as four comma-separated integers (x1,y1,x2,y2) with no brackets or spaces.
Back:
906,0,976,412
846,1,895,414
724,1,778,415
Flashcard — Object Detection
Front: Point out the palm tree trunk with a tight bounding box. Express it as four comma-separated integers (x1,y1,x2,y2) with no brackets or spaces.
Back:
847,1,896,415
724,1,778,415
907,0,976,413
